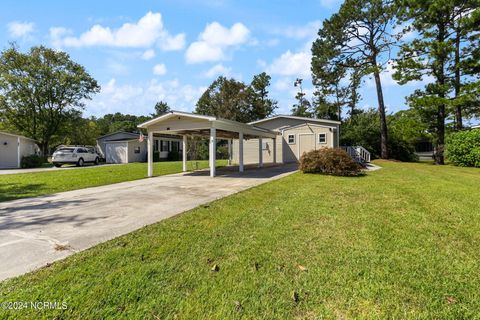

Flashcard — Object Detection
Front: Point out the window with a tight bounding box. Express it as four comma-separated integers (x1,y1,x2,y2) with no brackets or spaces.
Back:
171,141,180,152
154,140,159,152
160,140,168,152
287,134,295,144
134,146,141,154
319,133,327,144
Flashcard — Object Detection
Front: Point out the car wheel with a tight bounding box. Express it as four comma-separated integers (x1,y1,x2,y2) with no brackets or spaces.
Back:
94,157,99,165
77,158,84,167
54,163,62,168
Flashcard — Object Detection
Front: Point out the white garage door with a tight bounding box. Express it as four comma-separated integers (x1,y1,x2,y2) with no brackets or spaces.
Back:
0,135,19,168
105,142,127,164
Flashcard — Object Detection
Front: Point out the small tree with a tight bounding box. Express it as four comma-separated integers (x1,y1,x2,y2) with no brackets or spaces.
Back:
152,101,171,117
0,45,100,155
291,78,312,117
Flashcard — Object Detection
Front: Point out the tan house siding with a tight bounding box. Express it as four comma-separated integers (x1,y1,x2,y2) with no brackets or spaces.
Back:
232,138,278,165
282,124,334,160
231,117,339,164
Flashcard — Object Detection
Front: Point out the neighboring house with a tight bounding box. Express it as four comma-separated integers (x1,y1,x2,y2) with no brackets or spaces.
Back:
0,131,39,169
96,131,182,164
473,125,480,129
232,115,341,164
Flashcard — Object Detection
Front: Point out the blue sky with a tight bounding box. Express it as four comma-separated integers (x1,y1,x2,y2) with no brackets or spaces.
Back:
2,0,438,120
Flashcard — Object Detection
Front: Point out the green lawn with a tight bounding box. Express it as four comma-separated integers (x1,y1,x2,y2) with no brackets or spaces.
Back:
0,160,226,202
1,161,479,319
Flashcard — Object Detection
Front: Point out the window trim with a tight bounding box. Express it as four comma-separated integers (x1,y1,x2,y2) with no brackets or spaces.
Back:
318,133,327,144
287,134,296,144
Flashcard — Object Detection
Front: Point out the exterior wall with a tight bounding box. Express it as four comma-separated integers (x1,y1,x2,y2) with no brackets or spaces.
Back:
282,124,335,161
154,137,183,159
96,132,139,159
232,137,278,165
0,133,19,168
127,140,147,163
19,137,39,158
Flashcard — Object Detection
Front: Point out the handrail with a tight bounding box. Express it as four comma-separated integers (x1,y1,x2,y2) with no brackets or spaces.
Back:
340,146,371,163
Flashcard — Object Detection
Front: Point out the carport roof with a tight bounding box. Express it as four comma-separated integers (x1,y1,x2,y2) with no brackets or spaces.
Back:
138,111,278,139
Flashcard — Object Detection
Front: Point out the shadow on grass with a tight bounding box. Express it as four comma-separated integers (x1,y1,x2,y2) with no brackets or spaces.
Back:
0,183,47,202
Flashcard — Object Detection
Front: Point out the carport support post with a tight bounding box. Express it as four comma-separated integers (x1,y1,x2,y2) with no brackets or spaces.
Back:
239,132,244,173
273,137,277,164
147,131,153,177
227,139,232,166
209,128,216,177
182,135,187,172
258,137,263,168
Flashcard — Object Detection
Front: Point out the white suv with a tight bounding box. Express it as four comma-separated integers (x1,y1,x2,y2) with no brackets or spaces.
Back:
52,147,100,167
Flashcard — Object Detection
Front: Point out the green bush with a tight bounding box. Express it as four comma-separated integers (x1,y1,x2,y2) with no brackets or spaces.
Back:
167,151,180,161
299,148,362,176
153,151,160,162
446,129,480,167
21,154,44,168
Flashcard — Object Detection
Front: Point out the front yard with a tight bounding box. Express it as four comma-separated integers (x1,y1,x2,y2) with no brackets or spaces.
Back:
1,161,479,319
0,160,226,202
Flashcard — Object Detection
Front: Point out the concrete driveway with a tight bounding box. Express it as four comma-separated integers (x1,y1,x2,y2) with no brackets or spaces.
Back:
0,163,118,175
0,164,297,281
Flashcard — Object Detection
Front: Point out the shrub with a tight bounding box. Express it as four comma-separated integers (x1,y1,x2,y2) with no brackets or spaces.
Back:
153,151,160,162
446,129,480,167
21,154,44,168
167,151,180,161
299,148,362,176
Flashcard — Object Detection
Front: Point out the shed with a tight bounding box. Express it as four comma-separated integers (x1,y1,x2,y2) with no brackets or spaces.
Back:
0,131,39,169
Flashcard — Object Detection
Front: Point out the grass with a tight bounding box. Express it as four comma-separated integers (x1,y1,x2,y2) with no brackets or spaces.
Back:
0,160,226,202
1,161,479,319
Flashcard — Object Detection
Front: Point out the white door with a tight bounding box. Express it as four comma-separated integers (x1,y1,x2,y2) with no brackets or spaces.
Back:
105,143,127,164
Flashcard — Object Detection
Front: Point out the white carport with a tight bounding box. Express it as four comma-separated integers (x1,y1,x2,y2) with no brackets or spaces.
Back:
138,111,278,177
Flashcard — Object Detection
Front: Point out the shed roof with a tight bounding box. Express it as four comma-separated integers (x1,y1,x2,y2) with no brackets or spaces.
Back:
249,115,341,125
0,131,37,142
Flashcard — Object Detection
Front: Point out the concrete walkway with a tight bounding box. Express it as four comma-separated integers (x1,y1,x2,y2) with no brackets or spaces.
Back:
0,164,297,281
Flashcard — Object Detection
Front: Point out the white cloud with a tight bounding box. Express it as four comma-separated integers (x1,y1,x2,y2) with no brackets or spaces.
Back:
393,22,417,41
159,33,186,51
267,50,311,77
107,61,129,75
141,49,155,60
51,12,185,50
274,20,322,40
185,22,250,64
86,78,206,116
153,63,167,76
204,64,231,78
7,21,35,39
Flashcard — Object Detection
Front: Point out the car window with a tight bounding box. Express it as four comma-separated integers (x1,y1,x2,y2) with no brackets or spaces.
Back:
58,148,74,153
77,148,86,153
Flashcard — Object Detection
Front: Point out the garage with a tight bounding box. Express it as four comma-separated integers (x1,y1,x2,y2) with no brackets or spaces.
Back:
0,131,39,169
105,142,127,164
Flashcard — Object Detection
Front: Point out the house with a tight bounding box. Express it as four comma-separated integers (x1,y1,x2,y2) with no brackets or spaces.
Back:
473,125,480,129
137,111,349,177
96,131,182,164
233,115,340,164
0,131,39,169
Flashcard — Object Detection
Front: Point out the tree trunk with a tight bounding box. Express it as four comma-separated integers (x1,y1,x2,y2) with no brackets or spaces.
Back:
435,24,446,165
436,104,445,165
372,62,389,159
454,27,463,130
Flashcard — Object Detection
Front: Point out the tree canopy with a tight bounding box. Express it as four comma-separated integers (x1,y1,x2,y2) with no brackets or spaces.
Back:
0,45,100,154
195,74,277,123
